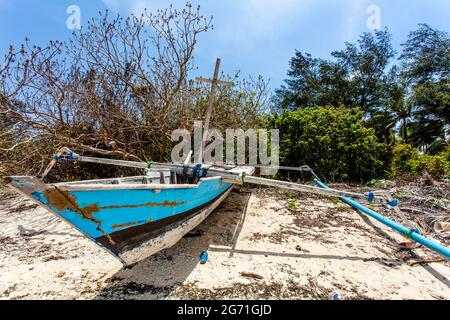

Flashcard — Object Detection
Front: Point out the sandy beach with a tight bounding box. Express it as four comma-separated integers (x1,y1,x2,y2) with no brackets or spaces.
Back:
0,186,449,300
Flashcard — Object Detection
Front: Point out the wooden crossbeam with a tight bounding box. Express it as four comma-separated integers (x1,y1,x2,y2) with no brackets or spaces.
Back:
49,148,388,204
195,77,233,86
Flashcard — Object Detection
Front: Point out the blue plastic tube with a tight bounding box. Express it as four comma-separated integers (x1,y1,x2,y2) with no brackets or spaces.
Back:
314,179,450,259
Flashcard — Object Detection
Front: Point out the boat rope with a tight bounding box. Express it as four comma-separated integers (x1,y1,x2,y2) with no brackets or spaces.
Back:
192,164,208,178
192,164,201,177
54,151,75,161
202,166,209,177
304,166,321,182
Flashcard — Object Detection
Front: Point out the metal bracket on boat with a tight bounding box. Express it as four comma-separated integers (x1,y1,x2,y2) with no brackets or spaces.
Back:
40,147,79,179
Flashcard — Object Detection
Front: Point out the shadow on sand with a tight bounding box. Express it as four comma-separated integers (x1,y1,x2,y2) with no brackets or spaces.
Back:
95,190,252,299
95,190,449,299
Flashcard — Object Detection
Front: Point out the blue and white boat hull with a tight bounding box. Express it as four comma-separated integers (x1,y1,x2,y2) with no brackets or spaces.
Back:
6,175,234,265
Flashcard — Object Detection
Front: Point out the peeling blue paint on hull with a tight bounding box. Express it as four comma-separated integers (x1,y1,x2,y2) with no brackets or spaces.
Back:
7,176,233,265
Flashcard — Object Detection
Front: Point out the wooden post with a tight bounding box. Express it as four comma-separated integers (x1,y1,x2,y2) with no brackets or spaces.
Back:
203,58,221,144
195,58,233,163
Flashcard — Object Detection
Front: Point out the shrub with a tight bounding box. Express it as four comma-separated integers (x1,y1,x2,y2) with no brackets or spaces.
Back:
391,144,417,177
391,144,449,180
270,107,389,182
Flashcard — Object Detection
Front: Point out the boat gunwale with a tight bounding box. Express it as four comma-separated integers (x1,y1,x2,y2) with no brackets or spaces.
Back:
52,174,169,186
53,176,225,191
6,175,228,192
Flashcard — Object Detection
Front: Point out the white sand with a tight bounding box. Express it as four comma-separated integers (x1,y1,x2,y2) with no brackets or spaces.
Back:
0,187,449,300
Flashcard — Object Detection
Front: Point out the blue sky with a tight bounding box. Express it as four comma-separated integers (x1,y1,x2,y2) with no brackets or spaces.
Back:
0,0,449,89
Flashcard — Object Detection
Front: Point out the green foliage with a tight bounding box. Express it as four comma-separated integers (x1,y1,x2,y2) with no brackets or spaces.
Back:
391,144,449,180
391,144,417,177
271,107,388,182
400,24,450,84
274,52,354,110
275,29,395,113
399,24,450,153
286,194,299,211
410,154,449,180
275,24,449,156
408,80,450,152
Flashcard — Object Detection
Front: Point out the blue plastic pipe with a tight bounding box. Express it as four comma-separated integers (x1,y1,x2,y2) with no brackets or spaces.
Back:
314,179,450,259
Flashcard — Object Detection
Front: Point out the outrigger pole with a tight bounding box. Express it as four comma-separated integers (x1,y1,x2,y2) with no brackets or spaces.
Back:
314,179,450,259
47,148,388,204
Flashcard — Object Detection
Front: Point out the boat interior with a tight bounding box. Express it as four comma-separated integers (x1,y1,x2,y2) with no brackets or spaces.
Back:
51,165,254,188
53,169,196,186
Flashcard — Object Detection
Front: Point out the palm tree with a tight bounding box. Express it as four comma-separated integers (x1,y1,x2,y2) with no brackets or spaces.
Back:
387,84,412,144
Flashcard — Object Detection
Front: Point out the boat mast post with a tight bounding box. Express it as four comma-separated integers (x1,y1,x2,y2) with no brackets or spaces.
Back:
195,58,233,164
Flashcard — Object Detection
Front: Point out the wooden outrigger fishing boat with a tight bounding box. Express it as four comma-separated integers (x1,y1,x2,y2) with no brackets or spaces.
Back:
5,58,259,266
4,140,389,266
6,150,254,265
6,148,450,264
6,146,450,264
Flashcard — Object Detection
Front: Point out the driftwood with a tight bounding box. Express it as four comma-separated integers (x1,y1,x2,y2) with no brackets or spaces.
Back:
240,272,264,280
401,207,443,217
409,258,446,267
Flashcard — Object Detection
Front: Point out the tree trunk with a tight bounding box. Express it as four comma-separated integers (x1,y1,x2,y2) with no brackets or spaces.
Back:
403,118,408,143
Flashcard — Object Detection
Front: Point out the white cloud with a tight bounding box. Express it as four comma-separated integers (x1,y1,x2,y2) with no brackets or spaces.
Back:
226,0,310,38
336,0,374,40
102,0,169,15
102,0,312,33
0,0,13,10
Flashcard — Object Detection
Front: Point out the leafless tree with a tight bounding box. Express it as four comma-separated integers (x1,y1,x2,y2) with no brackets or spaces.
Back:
0,3,270,178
